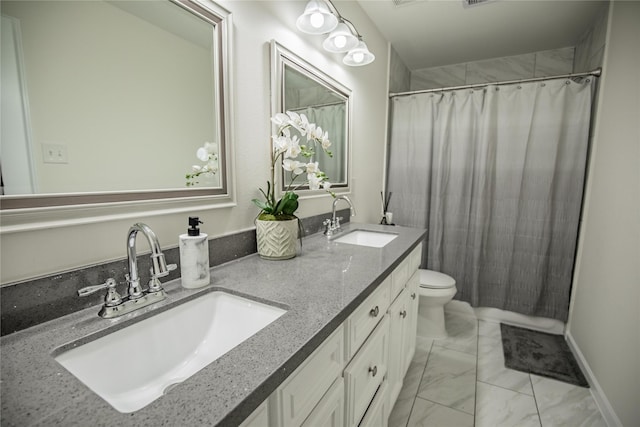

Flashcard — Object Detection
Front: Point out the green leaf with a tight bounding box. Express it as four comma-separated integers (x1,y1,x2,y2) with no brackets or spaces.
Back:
252,198,272,213
274,192,298,216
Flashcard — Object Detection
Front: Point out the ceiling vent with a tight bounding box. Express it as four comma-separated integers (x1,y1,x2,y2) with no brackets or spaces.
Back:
392,0,417,7
463,0,494,7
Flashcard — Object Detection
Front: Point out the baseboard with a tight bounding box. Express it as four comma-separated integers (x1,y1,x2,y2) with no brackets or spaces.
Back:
451,302,566,335
565,331,622,427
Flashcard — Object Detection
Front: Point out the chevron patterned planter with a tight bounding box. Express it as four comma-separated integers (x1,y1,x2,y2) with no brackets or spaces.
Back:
256,218,298,260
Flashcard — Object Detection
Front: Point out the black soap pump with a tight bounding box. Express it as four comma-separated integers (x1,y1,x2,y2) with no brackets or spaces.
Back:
179,216,210,288
188,216,202,236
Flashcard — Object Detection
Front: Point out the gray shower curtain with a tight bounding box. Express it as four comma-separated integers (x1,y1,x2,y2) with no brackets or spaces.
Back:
387,77,594,321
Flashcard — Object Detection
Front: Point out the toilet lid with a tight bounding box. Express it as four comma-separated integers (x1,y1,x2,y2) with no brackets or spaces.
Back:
419,269,456,289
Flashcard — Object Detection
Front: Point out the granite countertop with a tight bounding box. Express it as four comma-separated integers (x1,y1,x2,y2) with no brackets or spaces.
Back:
1,223,425,426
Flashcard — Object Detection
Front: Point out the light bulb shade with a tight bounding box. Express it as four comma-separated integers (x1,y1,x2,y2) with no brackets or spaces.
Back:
322,22,359,53
343,41,375,66
296,0,338,34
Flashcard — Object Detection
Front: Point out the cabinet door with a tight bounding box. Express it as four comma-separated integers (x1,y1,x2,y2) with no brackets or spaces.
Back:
344,316,389,427
403,271,420,375
386,288,407,408
301,377,344,427
358,381,389,427
271,326,344,427
240,400,269,427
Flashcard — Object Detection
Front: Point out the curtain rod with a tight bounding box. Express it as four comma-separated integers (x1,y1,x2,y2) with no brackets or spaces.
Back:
290,100,345,110
389,68,602,98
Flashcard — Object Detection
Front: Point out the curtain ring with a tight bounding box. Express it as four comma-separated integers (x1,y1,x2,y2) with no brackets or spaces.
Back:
565,80,571,85
517,85,522,89
586,78,591,83
541,83,546,87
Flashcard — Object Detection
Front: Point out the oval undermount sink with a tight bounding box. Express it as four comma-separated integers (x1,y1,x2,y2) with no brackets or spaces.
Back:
334,230,398,248
54,291,286,413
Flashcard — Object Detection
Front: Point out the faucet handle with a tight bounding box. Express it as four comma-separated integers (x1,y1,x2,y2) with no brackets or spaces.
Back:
78,278,117,297
150,263,177,279
78,278,122,307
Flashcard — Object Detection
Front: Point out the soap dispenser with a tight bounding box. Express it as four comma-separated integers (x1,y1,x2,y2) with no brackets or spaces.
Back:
179,217,210,289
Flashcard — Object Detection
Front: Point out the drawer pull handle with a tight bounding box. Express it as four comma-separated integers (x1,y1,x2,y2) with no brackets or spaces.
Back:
411,292,416,300
368,366,378,377
369,306,379,317
400,310,407,318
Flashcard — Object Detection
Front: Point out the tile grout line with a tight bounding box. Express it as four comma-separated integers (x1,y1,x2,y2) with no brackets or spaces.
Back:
530,373,544,427
473,318,479,427
402,339,434,427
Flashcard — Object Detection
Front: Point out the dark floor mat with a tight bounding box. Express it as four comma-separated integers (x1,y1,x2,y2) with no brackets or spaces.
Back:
500,323,589,388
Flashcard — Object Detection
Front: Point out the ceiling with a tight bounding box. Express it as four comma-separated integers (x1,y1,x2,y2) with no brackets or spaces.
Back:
355,0,608,70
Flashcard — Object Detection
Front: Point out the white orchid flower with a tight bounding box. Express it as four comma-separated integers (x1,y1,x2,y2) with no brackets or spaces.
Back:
306,161,319,174
285,135,301,159
306,123,317,141
320,132,331,150
196,147,209,162
322,181,332,190
207,158,219,173
307,173,322,190
204,141,218,154
283,159,305,175
271,113,290,127
311,126,324,141
192,165,203,172
273,135,290,154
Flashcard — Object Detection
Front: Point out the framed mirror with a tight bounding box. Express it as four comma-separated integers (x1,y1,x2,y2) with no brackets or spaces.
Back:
270,41,351,194
0,0,234,224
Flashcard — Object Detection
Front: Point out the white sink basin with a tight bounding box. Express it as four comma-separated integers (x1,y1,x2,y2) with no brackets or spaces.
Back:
54,291,286,413
334,230,398,248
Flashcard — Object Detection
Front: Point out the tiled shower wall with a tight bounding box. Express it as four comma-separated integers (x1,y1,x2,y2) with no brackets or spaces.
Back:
409,46,576,91
573,4,608,73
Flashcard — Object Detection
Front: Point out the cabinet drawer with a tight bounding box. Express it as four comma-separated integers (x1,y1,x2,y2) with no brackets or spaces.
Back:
344,316,389,427
391,256,410,301
301,377,344,427
358,381,389,427
271,325,344,427
345,277,390,360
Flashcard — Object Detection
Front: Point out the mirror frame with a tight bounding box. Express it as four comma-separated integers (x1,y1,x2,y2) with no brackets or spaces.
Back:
270,40,352,197
0,0,235,232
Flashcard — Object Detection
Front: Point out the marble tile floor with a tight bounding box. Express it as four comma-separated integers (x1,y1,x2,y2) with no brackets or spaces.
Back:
389,311,608,427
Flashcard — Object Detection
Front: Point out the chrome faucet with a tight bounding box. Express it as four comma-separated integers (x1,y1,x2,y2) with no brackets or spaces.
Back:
324,195,356,237
78,223,175,318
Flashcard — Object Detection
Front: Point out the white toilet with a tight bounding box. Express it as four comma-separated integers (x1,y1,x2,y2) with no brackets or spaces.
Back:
417,269,457,339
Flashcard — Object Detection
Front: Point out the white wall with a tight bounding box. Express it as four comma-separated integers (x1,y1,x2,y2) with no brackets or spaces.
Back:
0,1,390,283
567,2,640,426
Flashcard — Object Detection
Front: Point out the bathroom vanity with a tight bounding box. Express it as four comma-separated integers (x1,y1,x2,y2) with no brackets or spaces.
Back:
0,223,425,426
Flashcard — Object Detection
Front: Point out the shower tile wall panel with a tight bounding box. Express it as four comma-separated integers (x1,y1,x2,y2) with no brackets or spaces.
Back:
574,5,608,72
466,53,535,84
410,63,466,91
534,47,574,77
390,46,412,93
410,47,575,90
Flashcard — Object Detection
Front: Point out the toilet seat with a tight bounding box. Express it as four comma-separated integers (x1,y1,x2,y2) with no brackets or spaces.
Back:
419,269,456,289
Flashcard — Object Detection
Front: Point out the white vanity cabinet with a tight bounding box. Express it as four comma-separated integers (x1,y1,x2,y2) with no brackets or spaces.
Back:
387,245,421,409
263,243,423,427
269,325,345,427
344,316,390,427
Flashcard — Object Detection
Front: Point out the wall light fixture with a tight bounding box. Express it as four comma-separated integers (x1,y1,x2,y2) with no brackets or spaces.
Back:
296,0,375,66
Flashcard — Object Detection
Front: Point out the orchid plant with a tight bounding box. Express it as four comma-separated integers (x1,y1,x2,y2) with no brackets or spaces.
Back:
185,142,219,186
253,111,334,221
